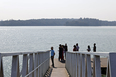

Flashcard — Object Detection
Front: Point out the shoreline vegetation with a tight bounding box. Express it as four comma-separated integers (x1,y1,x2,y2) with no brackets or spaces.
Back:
0,18,116,26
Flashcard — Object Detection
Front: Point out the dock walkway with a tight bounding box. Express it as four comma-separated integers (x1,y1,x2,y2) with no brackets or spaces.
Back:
44,58,107,77
44,59,69,77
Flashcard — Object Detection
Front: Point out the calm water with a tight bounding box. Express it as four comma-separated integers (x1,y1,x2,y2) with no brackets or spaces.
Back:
0,26,116,76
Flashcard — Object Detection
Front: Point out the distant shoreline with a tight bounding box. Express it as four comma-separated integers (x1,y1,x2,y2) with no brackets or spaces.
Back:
0,18,116,26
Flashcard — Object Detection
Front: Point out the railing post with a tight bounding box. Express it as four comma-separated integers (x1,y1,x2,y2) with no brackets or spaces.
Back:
93,55,101,77
43,52,45,76
106,60,110,77
77,53,81,77
0,53,4,77
11,55,20,77
29,53,34,77
65,52,67,69
73,53,77,77
48,52,50,67
22,54,28,77
39,53,42,77
75,53,77,77
85,54,92,77
81,54,85,77
71,53,73,76
34,53,38,77
69,52,71,75
107,53,116,77
38,53,40,77
72,53,75,77
43,52,46,76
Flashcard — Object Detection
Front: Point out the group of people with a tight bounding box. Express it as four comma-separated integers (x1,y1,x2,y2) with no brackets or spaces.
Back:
58,43,68,61
73,43,79,51
50,43,96,67
87,43,96,52
73,43,96,52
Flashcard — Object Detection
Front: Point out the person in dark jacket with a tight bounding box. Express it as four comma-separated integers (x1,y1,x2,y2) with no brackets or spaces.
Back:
59,44,63,61
64,43,68,58
93,43,96,52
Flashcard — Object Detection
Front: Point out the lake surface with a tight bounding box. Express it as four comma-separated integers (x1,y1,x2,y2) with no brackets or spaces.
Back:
0,26,116,54
0,26,116,76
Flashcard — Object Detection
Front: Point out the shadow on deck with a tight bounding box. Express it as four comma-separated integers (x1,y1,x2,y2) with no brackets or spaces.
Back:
44,59,69,77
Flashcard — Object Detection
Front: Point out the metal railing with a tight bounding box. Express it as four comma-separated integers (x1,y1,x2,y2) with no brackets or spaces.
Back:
66,51,116,77
0,50,50,77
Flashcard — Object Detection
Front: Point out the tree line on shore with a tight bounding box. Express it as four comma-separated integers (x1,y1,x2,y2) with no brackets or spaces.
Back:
0,18,116,26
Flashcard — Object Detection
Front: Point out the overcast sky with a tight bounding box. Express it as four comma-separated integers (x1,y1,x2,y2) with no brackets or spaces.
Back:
0,0,116,21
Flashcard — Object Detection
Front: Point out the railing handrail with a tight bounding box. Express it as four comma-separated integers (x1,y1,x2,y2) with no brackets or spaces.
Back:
66,51,116,77
0,50,50,57
25,57,50,77
67,51,116,57
0,50,50,77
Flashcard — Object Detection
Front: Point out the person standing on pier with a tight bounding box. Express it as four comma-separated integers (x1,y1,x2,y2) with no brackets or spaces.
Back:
76,43,79,51
51,47,55,67
59,44,62,61
87,45,91,52
64,43,68,59
61,45,64,60
93,43,96,52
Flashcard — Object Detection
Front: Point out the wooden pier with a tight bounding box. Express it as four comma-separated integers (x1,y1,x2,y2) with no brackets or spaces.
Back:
44,58,107,77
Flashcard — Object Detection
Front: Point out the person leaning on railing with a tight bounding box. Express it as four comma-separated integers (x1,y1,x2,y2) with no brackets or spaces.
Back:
73,45,77,51
87,45,91,52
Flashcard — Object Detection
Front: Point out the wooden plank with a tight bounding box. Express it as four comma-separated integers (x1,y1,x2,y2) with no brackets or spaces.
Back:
48,59,69,77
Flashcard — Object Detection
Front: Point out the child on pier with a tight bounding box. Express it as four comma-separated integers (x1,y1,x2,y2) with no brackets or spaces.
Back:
51,47,55,67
